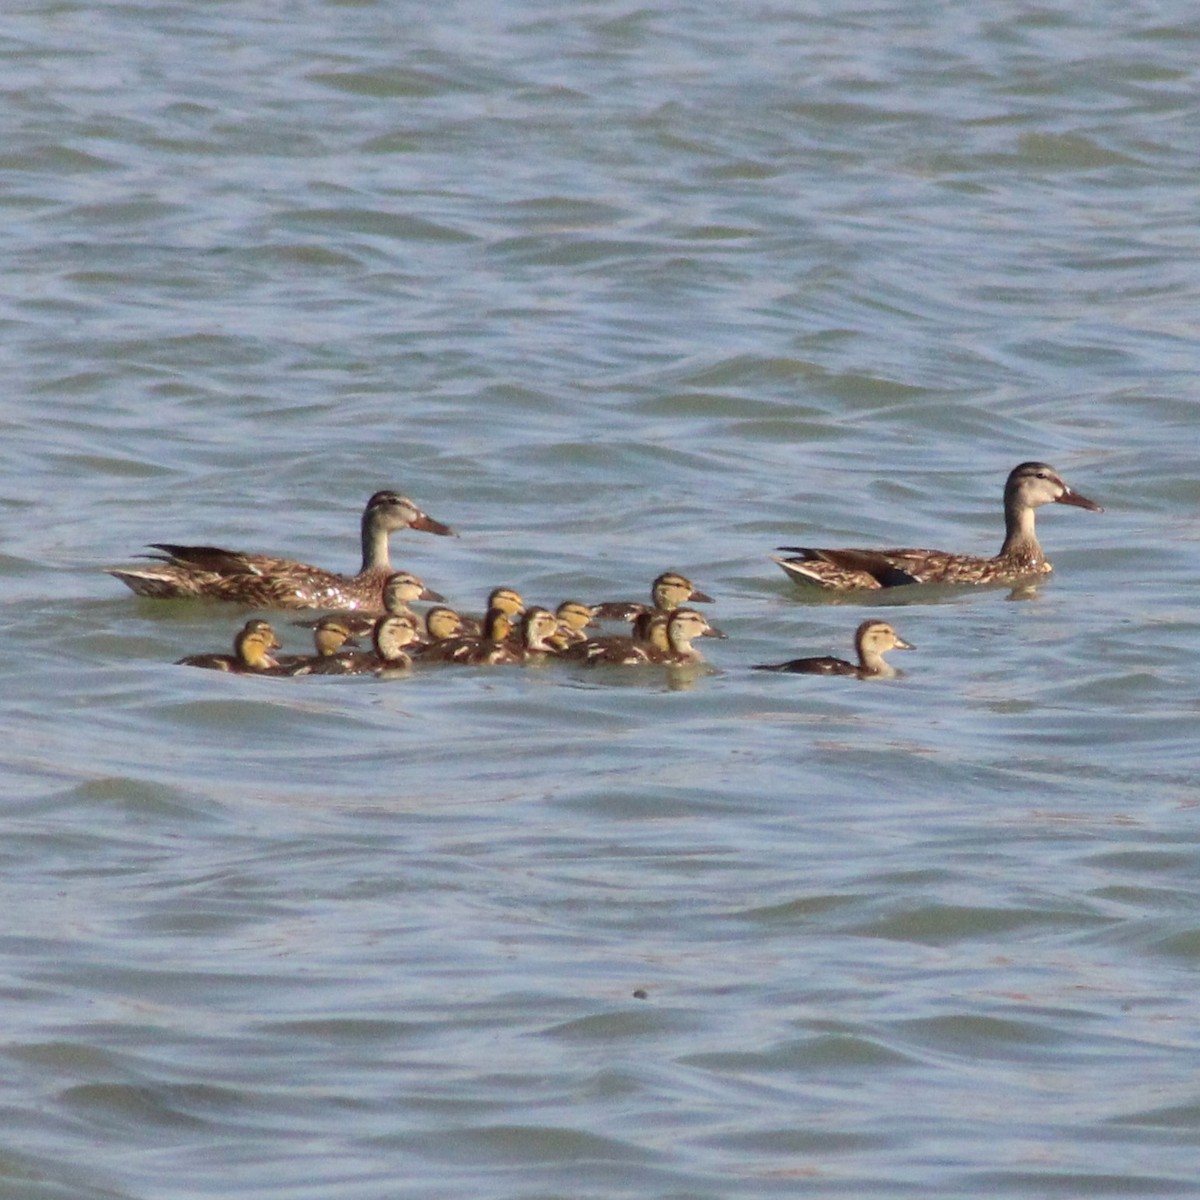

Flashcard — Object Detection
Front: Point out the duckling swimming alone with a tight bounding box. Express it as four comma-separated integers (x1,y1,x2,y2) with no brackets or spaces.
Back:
754,619,913,678
772,462,1102,590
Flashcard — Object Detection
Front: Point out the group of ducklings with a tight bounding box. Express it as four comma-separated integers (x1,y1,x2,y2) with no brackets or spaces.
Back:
175,572,728,678
110,461,1102,683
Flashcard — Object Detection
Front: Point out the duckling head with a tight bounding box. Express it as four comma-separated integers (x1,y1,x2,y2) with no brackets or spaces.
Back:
236,619,282,669
373,613,422,661
486,587,526,617
666,607,725,651
383,571,444,609
652,571,713,610
312,617,357,657
520,607,562,653
425,606,466,641
856,619,913,656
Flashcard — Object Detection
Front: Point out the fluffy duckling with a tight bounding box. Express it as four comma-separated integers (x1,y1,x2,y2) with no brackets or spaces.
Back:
275,616,359,673
457,587,526,636
553,600,599,647
753,619,913,678
649,607,726,664
176,619,283,674
422,605,468,644
513,607,565,662
593,571,714,622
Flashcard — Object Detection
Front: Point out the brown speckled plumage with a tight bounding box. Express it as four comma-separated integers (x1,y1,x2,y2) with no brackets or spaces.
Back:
772,462,1102,590
108,491,455,610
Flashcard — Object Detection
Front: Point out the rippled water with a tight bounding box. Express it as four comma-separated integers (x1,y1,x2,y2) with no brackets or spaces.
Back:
4,1,1200,1196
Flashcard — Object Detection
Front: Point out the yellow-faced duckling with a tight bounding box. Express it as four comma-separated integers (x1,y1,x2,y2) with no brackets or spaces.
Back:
457,587,526,636
176,619,283,674
593,571,714,621
275,616,360,673
772,462,1102,590
108,491,456,609
291,570,445,638
649,607,726,664
754,619,913,678
422,605,468,644
553,600,599,647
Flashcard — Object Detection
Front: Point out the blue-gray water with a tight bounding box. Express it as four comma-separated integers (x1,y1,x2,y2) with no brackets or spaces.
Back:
3,1,1200,1196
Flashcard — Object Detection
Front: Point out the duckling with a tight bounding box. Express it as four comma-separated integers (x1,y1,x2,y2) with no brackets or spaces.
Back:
274,616,359,673
553,600,600,647
422,605,468,644
176,618,284,674
753,619,913,678
291,570,444,638
513,607,566,662
109,491,456,609
416,606,520,665
593,571,714,622
772,462,1102,590
457,587,526,636
648,607,727,665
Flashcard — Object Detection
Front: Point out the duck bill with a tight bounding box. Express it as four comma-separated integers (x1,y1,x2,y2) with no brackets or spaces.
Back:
895,637,915,650
419,585,446,602
1055,487,1103,513
688,589,714,603
410,511,458,536
700,624,727,639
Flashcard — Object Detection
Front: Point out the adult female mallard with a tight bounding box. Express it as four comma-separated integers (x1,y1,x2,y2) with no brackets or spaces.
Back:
772,462,1102,590
593,571,714,621
108,491,455,609
754,620,913,678
176,618,284,674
